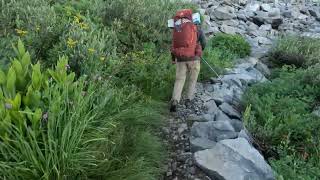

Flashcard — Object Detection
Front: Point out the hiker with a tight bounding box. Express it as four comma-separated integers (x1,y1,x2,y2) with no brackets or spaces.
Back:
170,9,206,112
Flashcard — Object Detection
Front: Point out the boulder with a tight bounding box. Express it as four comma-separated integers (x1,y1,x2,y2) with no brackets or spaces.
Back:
219,102,241,119
212,6,236,20
220,24,244,34
282,10,293,18
259,24,272,31
188,113,215,122
261,4,272,12
190,137,217,152
238,128,253,144
191,121,237,142
215,110,232,122
204,100,219,115
229,119,244,132
223,20,240,26
268,8,281,18
245,3,260,12
194,138,275,180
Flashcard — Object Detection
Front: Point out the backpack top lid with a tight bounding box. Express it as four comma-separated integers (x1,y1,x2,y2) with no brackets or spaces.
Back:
174,9,193,21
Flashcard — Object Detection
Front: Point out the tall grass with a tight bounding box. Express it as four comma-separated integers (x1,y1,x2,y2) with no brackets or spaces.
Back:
0,79,165,179
270,36,320,67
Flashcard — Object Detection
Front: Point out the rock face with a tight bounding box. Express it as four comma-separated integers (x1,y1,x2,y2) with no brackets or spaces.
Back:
194,138,275,180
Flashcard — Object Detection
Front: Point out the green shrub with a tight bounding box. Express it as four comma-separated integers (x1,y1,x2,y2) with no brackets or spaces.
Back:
270,36,320,67
200,42,236,80
243,65,320,179
209,33,251,58
48,15,118,76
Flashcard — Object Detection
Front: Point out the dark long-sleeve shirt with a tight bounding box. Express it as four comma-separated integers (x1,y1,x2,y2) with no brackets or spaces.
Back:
197,29,206,50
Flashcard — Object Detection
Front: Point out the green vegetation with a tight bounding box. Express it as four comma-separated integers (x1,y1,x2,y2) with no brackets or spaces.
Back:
244,37,320,179
0,0,199,179
200,33,251,80
270,36,320,68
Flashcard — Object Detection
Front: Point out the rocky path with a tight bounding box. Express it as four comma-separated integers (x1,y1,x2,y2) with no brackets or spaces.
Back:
161,34,275,180
162,51,274,180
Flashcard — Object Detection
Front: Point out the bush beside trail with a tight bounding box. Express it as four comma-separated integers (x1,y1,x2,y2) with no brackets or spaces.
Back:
244,37,320,179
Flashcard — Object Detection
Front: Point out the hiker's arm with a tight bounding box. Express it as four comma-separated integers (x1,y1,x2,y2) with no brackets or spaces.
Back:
198,29,206,50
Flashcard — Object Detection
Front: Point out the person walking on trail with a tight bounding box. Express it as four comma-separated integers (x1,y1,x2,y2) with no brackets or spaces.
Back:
170,9,206,112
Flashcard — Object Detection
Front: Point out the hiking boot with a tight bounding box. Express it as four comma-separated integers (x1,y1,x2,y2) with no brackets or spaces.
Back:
170,100,178,112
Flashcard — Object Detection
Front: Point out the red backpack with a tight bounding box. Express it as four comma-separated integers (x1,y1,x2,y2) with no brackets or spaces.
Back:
171,9,198,60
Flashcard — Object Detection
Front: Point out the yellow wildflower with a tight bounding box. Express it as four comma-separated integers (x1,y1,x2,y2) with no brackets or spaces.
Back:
100,56,106,62
74,16,80,24
15,29,28,36
67,38,77,48
88,48,95,54
79,22,89,30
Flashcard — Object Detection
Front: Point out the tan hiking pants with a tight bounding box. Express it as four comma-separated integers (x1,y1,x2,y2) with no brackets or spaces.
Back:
172,60,200,102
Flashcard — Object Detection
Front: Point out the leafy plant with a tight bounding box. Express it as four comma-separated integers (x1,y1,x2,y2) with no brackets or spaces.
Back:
209,33,251,58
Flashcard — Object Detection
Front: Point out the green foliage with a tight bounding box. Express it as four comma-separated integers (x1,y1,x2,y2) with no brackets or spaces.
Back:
270,36,320,67
0,0,66,61
104,0,196,52
199,34,250,80
244,65,320,179
0,41,165,179
108,43,175,100
209,33,251,58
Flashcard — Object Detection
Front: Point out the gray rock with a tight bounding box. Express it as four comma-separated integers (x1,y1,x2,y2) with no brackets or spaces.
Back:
223,20,240,26
255,36,273,45
188,113,215,122
268,8,281,18
178,123,188,134
282,10,293,18
194,138,275,180
219,103,241,119
245,3,260,12
261,4,272,12
204,25,220,34
220,24,244,34
204,100,219,115
229,119,244,132
238,128,253,144
190,137,217,152
255,61,271,77
237,12,247,21
259,24,272,31
191,121,237,142
212,6,236,20
215,110,232,122
312,106,320,117
309,9,319,18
